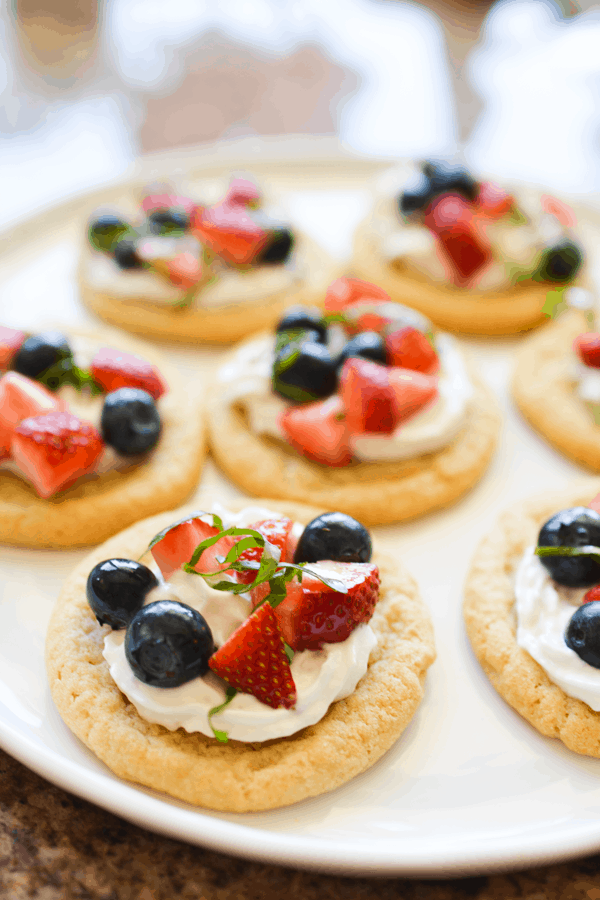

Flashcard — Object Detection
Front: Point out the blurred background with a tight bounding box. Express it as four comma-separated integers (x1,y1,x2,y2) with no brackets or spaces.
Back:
2,0,600,225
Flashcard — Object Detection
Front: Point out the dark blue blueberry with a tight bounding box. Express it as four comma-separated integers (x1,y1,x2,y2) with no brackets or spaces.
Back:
337,332,387,367
86,558,158,629
422,159,478,201
125,599,214,687
275,306,327,341
101,388,161,456
273,341,337,403
294,512,372,564
89,215,130,252
565,601,600,668
114,238,143,270
538,507,600,587
257,228,294,264
147,209,189,234
536,240,583,283
13,331,73,387
399,170,434,216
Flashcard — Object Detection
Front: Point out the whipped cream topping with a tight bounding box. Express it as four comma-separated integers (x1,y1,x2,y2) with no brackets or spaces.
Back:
515,546,600,711
217,333,473,462
103,504,378,743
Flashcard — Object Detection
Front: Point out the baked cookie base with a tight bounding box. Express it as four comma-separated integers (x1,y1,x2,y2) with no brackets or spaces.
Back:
79,232,340,344
207,338,500,527
512,309,600,470
0,328,205,548
46,498,436,812
352,216,552,336
464,480,600,757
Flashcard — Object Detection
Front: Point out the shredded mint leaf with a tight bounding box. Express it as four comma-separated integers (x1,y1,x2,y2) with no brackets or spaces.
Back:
284,643,294,663
535,544,600,563
207,686,238,743
542,287,568,319
37,360,102,395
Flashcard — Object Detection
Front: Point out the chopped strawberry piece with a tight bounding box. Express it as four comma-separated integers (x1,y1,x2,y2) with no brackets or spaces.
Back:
237,517,294,584
90,348,167,400
280,394,352,467
0,327,26,370
541,194,576,230
583,585,600,604
209,602,296,709
190,201,268,266
476,182,514,219
386,326,439,374
340,358,396,434
274,560,380,651
388,367,438,424
574,333,600,369
150,515,238,581
325,277,390,315
589,493,600,514
225,177,262,208
0,372,66,457
11,411,103,498
163,252,203,289
142,193,196,218
424,194,491,285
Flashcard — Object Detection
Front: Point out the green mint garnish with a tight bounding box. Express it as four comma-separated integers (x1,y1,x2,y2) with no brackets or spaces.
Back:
542,287,568,319
535,544,600,564
207,686,238,743
37,359,102,395
284,643,294,664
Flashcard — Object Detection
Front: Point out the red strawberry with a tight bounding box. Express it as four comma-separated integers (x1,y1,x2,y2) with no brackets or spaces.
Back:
590,493,600,514
0,372,66,458
325,277,390,314
388,367,438,424
237,517,294,584
424,194,491,284
279,394,352,467
142,193,196,218
225,177,262,208
209,602,296,709
386,326,439,374
541,194,576,229
90,348,167,400
583,585,600,604
476,182,514,219
162,251,203,289
191,201,268,266
11,411,103,498
574,333,600,369
150,514,238,581
274,560,380,651
340,358,397,434
0,327,26,370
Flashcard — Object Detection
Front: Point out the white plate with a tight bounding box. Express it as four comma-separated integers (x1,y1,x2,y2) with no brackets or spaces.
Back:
3,138,600,877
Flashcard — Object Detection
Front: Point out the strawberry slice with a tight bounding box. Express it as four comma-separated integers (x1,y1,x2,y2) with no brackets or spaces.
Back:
90,348,167,400
424,194,491,285
141,192,196,218
583,585,600,604
340,358,397,434
0,327,26,370
589,493,600,515
541,194,576,230
274,560,380,651
574,333,600,368
209,602,296,709
11,411,103,498
237,517,294,585
225,177,262,208
388,367,438,424
191,201,268,266
386,326,439,374
163,251,203,289
150,514,238,582
280,394,352,467
476,182,514,219
325,277,390,315
0,372,66,458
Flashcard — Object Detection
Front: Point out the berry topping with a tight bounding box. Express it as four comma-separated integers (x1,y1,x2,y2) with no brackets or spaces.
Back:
274,560,380,651
272,340,337,403
114,239,143,270
424,194,491,284
535,240,582,283
565,601,600,668
340,357,396,434
574,333,600,368
91,347,167,400
476,182,514,218
87,558,158,629
385,326,439,374
13,331,73,387
583,585,600,604
537,507,600,587
89,215,131,252
399,170,434,217
279,395,351,467
256,227,294,265
337,332,387,368
324,277,390,314
275,306,327,341
237,517,294,584
142,192,196,218
163,252,203,289
294,512,372,564
147,209,189,235
150,514,238,581
191,202,268,266
0,372,65,457
100,388,161,456
125,600,214,688
11,411,103,498
0,326,26,369
209,602,296,709
422,159,478,201
225,177,262,207
541,195,576,230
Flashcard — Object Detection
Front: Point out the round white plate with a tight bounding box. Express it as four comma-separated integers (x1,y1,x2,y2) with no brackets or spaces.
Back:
3,136,600,877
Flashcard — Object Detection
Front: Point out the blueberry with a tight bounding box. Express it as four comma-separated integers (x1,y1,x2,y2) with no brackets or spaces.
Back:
275,306,327,341
101,388,161,456
125,599,214,687
538,507,600,587
147,209,189,235
337,332,387,368
273,341,337,403
399,170,434,217
257,228,294,264
565,601,600,668
114,238,143,270
294,512,372,564
86,558,158,629
89,215,131,252
13,331,73,389
422,159,478,201
536,240,583,283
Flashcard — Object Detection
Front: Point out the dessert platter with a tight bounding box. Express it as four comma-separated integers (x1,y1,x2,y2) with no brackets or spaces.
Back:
5,137,600,876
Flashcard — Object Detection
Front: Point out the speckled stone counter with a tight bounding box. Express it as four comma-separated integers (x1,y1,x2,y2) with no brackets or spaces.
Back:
2,747,600,900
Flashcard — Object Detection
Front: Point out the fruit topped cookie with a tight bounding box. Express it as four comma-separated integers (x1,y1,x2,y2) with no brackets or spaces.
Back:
79,176,338,343
0,326,204,547
352,159,587,335
46,499,435,810
208,277,500,525
465,484,600,757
